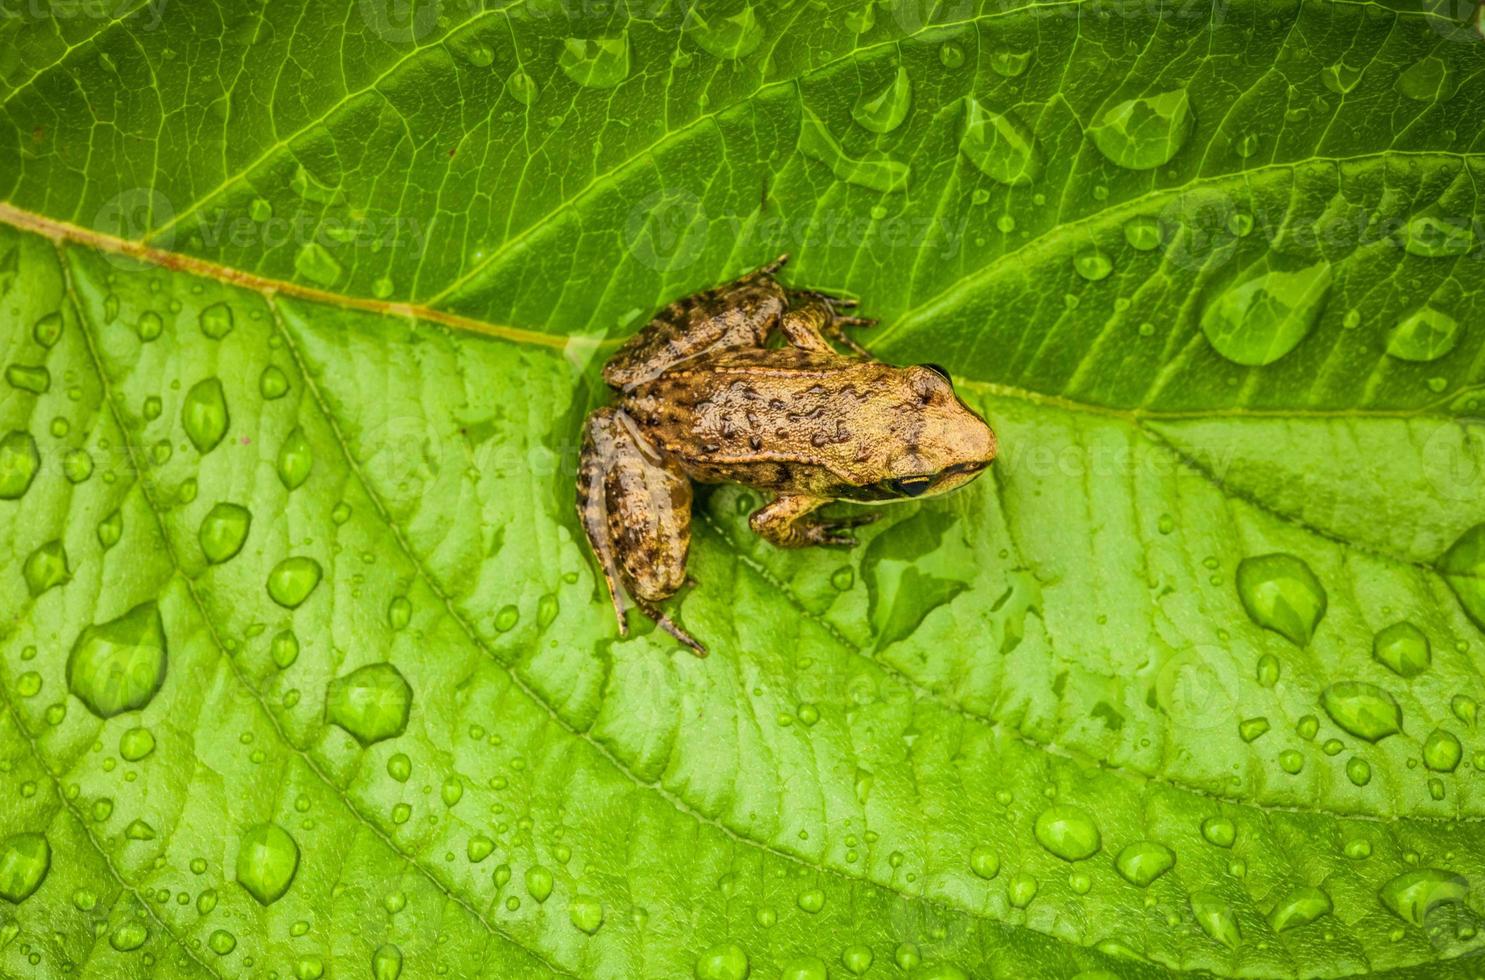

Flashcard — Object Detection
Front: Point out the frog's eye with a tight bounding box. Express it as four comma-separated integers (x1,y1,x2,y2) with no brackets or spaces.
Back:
922,363,953,385
889,476,935,497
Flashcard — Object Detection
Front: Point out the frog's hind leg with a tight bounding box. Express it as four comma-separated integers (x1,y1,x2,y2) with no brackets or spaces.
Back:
778,294,878,357
578,407,706,656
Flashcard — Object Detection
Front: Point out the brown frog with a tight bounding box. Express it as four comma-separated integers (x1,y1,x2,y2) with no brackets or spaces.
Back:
577,256,997,655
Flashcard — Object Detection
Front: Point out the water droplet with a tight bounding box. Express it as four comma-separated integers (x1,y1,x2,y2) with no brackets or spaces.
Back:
259,365,289,400
1089,89,1193,170
235,822,299,905
16,671,40,697
22,540,70,597
1032,805,1100,860
295,955,325,979
779,957,827,980
494,605,519,631
989,48,1030,77
1373,622,1430,677
893,944,920,971
136,311,163,342
119,727,156,761
271,630,300,670
694,942,749,980
1007,872,1038,908
388,595,412,630
1452,694,1478,727
1321,682,1402,743
1441,526,1485,632
6,364,49,394
325,663,412,745
1123,216,1164,251
441,774,463,807
506,71,539,105
969,845,999,879
372,943,403,980
199,303,234,340
294,242,343,287
1269,886,1331,932
853,65,911,134
1396,55,1455,102
1201,262,1332,366
685,7,763,60
1235,553,1326,646
0,430,41,499
1321,61,1363,94
199,503,251,565
1423,728,1462,772
98,509,123,549
524,865,554,903
267,556,322,608
109,920,148,952
1279,749,1304,774
1201,816,1236,848
1387,306,1461,362
1114,841,1175,887
0,833,50,902
67,602,168,718
958,98,1042,186
276,425,313,490
558,35,630,89
1400,213,1475,257
1190,891,1241,949
841,944,873,975
182,378,229,454
1379,868,1469,926
1238,717,1270,742
125,818,155,840
1074,248,1114,281
797,888,825,913
249,198,273,222
1346,756,1372,785
1344,838,1372,860
207,929,236,955
33,312,63,347
938,42,964,68
798,107,909,193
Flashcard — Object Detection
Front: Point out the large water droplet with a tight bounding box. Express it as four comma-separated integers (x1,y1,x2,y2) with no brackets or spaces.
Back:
1379,868,1468,926
1200,262,1332,366
33,312,63,347
199,303,234,340
1032,805,1100,860
182,378,229,454
1269,886,1331,931
1321,682,1402,743
1372,622,1431,677
294,242,343,287
0,833,50,903
798,107,910,193
685,7,763,60
6,364,49,394
1395,55,1455,102
1201,816,1236,847
199,503,251,564
109,920,148,951
277,426,314,490
267,556,322,608
1113,841,1174,887
506,71,539,105
958,98,1041,186
1074,248,1114,281
1089,89,1193,170
119,726,156,761
325,663,412,746
98,509,123,549
779,957,827,980
1440,525,1485,631
208,929,237,955
1388,306,1462,362
1189,891,1241,949
969,845,999,879
841,944,873,975
260,365,290,400
236,823,299,905
372,944,403,980
525,865,554,903
67,602,168,718
1321,61,1363,94
694,943,749,980
1400,214,1475,257
853,66,912,134
568,894,603,934
1236,553,1327,646
559,35,630,89
1423,728,1462,772
22,540,70,596
0,430,41,499
989,49,1030,77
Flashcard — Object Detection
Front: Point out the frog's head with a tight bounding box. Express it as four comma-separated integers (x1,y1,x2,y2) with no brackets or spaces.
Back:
838,362,997,502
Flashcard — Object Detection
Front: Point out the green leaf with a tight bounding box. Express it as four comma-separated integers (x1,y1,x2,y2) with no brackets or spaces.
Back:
2,1,1484,978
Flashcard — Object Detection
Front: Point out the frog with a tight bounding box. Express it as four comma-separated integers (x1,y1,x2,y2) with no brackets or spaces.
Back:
577,255,998,655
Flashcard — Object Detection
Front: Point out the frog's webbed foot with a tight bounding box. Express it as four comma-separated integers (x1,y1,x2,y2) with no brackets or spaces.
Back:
636,599,707,657
750,495,877,548
779,292,875,357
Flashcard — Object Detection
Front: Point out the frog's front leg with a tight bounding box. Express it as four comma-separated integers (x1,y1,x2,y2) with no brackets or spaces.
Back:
749,494,877,548
777,295,877,357
577,407,705,655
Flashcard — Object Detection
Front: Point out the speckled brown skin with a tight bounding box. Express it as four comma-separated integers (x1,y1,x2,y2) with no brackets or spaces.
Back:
578,255,997,655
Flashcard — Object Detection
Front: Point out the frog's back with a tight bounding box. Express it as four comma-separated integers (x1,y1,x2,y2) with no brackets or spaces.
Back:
618,348,903,489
